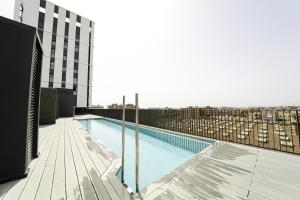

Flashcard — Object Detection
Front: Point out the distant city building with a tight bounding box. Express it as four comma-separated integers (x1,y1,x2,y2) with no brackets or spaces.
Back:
92,105,104,109
14,0,94,107
126,104,135,109
107,103,136,109
107,104,119,109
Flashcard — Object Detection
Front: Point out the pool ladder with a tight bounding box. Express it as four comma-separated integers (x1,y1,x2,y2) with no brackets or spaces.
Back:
121,93,141,198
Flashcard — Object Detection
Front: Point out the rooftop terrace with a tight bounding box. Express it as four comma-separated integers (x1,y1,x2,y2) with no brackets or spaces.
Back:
1,115,300,200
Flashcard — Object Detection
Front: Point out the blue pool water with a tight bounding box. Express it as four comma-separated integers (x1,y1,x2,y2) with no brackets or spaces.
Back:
80,118,212,191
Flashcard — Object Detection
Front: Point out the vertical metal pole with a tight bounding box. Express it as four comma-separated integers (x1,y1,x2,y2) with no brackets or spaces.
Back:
135,93,140,194
121,96,125,183
296,110,300,146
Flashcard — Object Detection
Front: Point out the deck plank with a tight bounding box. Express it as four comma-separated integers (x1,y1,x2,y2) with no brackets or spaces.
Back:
65,119,83,200
18,121,59,200
2,124,55,200
74,120,129,200
34,121,63,199
68,119,99,200
71,120,115,200
51,119,67,200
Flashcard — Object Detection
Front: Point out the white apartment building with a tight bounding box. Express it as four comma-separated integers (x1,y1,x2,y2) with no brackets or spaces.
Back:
14,0,94,107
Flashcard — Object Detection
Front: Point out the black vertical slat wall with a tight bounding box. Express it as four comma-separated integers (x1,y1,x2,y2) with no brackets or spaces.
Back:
27,42,42,163
0,17,42,183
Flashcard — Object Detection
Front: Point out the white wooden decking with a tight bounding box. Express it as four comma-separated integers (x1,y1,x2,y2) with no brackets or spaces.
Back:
0,116,131,200
1,115,300,200
142,142,300,200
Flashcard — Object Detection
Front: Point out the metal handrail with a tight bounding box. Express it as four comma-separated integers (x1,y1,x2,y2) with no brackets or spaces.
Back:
135,93,140,194
121,96,125,183
93,107,300,155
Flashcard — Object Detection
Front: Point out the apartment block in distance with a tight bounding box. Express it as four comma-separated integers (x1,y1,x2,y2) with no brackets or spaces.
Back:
14,0,94,107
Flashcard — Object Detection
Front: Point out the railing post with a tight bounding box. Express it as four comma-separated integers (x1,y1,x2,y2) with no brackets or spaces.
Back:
121,96,125,183
135,93,140,194
296,110,300,142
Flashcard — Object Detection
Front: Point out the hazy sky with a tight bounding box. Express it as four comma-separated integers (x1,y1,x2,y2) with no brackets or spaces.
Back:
1,0,300,108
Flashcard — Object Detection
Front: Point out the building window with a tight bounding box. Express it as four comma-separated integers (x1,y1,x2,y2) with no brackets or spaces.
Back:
75,44,79,52
73,86,77,95
52,18,58,33
87,20,92,107
40,0,46,8
38,30,43,42
64,22,69,37
19,4,24,22
50,62,54,69
73,17,81,90
74,51,79,60
38,12,45,29
66,10,70,18
63,60,67,67
49,11,58,87
37,10,45,42
61,18,69,88
75,26,80,40
54,5,59,13
76,15,81,23
53,5,59,18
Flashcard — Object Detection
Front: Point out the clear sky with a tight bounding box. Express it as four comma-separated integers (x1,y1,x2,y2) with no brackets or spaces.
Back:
1,0,300,108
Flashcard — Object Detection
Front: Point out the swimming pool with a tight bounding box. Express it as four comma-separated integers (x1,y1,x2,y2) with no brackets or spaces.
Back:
80,118,212,192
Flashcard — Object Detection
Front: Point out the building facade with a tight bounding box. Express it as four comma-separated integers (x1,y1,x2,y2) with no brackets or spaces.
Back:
14,0,94,107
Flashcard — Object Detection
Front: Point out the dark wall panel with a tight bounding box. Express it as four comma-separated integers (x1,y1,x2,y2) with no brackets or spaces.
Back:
57,88,76,117
0,17,42,183
39,88,57,125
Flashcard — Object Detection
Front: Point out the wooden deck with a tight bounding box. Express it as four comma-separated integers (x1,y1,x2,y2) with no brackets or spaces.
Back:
1,115,300,200
0,116,131,200
142,142,300,200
